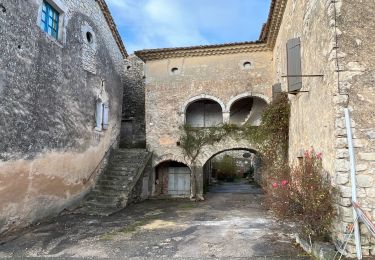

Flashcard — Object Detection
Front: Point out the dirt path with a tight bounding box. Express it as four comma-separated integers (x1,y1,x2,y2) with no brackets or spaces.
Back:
0,180,310,259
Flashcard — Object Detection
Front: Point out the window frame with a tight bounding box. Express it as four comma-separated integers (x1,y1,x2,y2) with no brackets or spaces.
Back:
41,1,59,39
37,0,67,43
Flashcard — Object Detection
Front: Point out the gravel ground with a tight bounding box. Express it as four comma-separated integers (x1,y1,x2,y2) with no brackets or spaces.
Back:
0,180,311,259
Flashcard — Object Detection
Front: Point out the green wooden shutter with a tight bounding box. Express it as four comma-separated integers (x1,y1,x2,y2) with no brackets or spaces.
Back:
286,38,302,93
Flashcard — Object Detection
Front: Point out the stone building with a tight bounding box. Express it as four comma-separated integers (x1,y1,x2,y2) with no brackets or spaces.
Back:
120,55,146,149
0,0,127,232
1,0,374,256
136,45,271,199
136,0,375,255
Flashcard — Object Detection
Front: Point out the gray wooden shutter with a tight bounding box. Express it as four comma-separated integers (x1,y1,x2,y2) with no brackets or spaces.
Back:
286,38,302,93
272,83,282,100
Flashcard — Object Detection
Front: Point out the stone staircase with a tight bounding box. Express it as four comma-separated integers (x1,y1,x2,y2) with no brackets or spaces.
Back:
76,148,152,216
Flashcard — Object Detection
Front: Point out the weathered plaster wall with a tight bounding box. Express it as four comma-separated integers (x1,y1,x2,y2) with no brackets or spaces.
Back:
273,0,375,255
0,0,125,232
120,55,146,148
273,0,337,174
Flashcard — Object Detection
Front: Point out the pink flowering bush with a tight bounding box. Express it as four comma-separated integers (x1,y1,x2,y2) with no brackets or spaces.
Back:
266,149,336,241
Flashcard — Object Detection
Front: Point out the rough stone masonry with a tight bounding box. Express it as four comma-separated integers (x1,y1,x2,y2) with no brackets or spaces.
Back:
1,0,375,257
136,0,375,256
0,0,127,233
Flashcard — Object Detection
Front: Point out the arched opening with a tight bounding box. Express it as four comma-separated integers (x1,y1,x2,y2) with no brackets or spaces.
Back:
154,160,191,197
229,97,268,126
186,99,223,127
203,148,261,192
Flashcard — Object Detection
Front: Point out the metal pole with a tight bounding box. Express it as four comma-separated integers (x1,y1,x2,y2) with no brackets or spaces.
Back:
344,108,362,259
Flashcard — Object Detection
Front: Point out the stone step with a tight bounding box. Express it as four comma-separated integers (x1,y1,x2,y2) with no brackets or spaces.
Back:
77,149,151,216
100,175,131,182
103,169,138,177
116,148,147,154
96,184,131,192
83,200,120,209
95,180,131,190
96,177,128,186
110,159,145,165
86,195,122,205
113,151,147,155
112,151,148,158
104,173,135,181
90,188,125,197
107,165,138,171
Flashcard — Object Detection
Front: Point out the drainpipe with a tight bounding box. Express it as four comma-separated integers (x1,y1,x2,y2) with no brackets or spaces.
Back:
345,108,362,259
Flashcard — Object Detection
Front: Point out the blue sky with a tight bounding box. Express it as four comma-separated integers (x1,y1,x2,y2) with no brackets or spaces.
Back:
106,0,271,54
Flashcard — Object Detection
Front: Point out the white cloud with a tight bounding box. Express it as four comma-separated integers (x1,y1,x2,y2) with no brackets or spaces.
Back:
106,0,270,53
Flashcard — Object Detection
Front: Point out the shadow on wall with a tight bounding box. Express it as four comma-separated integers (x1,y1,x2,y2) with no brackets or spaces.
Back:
229,97,267,126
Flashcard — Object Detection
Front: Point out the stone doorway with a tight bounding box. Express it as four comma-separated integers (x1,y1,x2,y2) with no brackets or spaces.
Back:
154,161,191,197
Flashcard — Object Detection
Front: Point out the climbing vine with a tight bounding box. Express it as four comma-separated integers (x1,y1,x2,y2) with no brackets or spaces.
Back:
179,93,336,241
179,93,290,199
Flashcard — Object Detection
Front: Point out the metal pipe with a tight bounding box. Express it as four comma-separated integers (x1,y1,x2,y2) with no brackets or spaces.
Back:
344,108,362,259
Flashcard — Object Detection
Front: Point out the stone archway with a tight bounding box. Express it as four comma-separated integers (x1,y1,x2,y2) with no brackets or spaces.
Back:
181,94,226,114
202,148,260,189
227,93,269,126
226,92,270,110
154,160,191,198
180,94,225,125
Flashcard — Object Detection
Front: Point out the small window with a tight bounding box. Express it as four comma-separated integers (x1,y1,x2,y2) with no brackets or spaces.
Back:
0,4,6,13
171,67,179,74
86,32,93,43
41,1,59,39
243,61,251,69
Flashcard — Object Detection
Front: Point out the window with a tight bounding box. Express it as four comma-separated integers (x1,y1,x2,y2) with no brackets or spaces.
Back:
86,32,93,44
243,61,251,69
171,67,179,75
95,99,109,131
41,1,59,39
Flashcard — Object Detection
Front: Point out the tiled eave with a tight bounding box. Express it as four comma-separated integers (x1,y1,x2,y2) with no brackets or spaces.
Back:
135,43,270,62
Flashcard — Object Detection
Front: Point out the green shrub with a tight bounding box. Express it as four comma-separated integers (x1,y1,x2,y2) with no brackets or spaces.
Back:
213,155,236,180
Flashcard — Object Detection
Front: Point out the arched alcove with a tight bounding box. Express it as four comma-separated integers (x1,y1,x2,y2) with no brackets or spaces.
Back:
229,97,268,126
185,99,223,127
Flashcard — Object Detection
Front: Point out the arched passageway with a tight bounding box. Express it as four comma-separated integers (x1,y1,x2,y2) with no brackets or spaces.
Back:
202,148,261,191
229,97,267,126
154,160,191,197
186,99,223,127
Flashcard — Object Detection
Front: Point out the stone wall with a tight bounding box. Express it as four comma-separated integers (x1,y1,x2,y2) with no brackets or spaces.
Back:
0,0,125,233
120,55,146,148
273,0,375,255
144,52,271,196
335,0,375,255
